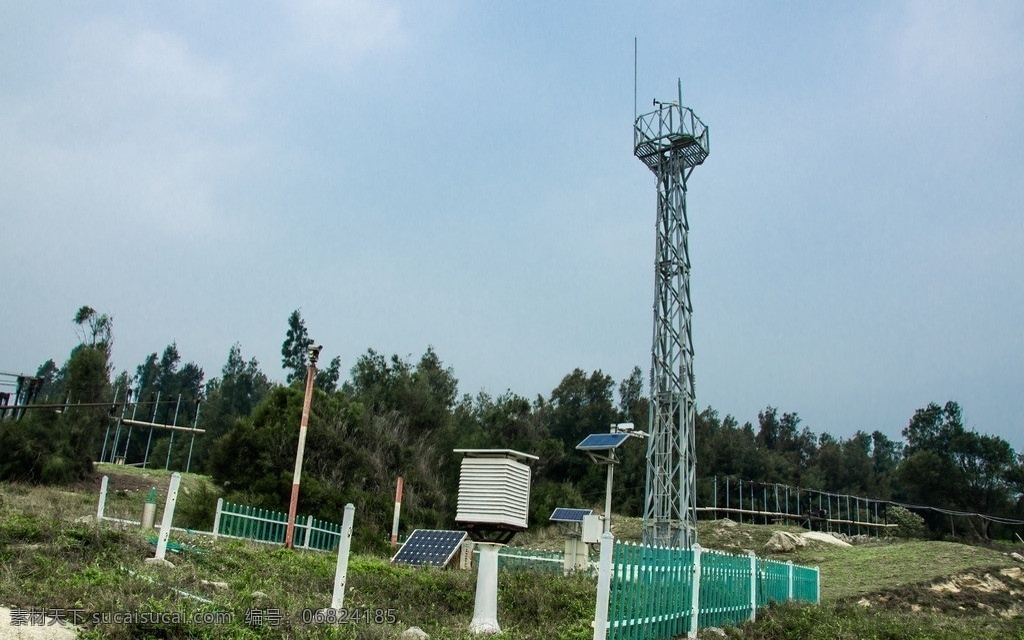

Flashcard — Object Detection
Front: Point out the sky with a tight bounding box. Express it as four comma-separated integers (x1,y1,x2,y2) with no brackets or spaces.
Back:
2,1,1022,452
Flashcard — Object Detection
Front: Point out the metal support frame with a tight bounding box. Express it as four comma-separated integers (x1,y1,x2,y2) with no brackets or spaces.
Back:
635,80,709,549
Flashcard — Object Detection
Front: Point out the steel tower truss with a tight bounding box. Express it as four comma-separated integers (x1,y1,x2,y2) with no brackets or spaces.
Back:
634,81,709,548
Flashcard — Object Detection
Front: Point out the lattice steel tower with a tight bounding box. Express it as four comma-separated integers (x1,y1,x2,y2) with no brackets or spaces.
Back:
635,80,709,548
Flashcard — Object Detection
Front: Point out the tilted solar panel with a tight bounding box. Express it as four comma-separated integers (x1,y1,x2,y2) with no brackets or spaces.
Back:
391,529,468,567
576,432,630,451
550,507,592,523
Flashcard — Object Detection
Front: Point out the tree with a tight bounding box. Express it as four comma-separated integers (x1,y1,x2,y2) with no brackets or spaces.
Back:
314,356,342,392
282,310,313,385
73,305,113,352
195,344,272,472
896,400,1020,539
0,307,113,483
346,347,459,433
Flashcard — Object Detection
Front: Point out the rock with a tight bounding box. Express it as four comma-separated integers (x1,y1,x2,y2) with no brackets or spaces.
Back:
144,557,175,568
400,627,429,639
800,531,853,548
201,580,229,590
251,591,268,599
716,518,738,528
1010,552,1024,563
765,531,806,553
702,627,727,637
1000,567,1023,581
857,598,871,607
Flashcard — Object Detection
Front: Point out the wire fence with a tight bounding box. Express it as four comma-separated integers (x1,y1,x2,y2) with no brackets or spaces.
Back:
695,475,1024,539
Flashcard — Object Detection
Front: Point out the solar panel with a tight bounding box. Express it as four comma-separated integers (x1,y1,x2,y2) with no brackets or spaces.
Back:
391,529,467,567
550,508,592,523
576,432,630,451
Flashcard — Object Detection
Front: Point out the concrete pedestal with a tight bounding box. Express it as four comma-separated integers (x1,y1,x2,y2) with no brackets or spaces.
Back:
469,543,502,634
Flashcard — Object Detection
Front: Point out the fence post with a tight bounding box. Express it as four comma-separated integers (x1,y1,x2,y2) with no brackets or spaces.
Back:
748,551,757,622
592,531,614,640
303,515,314,550
689,544,702,639
815,566,821,604
212,498,223,541
787,561,794,601
331,504,356,609
151,472,181,564
96,475,109,521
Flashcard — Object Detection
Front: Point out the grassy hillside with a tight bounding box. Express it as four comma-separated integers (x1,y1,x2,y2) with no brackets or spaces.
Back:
2,468,1023,639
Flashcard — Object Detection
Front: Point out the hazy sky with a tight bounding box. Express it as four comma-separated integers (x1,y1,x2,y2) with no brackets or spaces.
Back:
2,2,1022,451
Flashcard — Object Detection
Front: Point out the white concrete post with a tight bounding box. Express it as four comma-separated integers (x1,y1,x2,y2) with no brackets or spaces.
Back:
748,551,757,622
592,531,614,640
470,542,503,634
212,498,223,541
96,475,109,521
331,504,356,610
815,566,821,604
303,515,314,550
787,560,794,601
154,473,181,561
689,544,702,639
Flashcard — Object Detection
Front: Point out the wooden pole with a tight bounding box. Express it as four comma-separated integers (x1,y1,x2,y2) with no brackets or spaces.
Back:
285,359,317,549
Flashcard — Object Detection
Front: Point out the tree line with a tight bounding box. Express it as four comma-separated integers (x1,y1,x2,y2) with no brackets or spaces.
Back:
2,305,1022,547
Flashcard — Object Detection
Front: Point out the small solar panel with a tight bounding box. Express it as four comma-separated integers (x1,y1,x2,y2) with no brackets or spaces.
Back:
576,432,630,451
550,508,592,523
391,529,467,567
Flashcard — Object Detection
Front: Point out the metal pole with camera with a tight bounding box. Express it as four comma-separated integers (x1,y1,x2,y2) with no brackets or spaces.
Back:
285,344,322,549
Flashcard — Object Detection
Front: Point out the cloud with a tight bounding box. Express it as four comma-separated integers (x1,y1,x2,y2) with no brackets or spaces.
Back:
890,1,1023,94
0,17,252,242
284,0,408,66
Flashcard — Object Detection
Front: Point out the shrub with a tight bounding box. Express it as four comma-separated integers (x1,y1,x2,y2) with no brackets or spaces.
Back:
888,505,927,538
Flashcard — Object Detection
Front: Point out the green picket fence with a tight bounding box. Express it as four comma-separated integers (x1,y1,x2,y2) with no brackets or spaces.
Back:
608,543,694,640
215,500,342,552
604,542,819,640
699,549,754,629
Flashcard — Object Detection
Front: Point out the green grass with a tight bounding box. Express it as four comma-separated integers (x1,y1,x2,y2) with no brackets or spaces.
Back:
1,477,595,639
790,539,1016,601
3,474,1024,639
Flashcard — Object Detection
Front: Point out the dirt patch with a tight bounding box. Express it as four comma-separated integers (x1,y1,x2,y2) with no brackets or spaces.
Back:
60,468,162,496
0,607,78,639
850,567,1024,618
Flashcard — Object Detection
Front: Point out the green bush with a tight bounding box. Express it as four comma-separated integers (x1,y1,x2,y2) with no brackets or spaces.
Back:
888,505,927,538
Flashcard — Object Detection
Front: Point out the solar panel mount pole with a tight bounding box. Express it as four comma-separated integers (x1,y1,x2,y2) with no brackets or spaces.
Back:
603,451,615,534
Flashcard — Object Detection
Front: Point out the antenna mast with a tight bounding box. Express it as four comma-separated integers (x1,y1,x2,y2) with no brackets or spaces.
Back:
633,79,709,548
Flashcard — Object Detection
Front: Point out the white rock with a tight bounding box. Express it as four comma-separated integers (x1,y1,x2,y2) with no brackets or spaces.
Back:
400,626,430,639
800,531,853,548
765,531,806,552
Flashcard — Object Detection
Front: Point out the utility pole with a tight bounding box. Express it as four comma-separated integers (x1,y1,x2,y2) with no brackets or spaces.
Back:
285,344,322,549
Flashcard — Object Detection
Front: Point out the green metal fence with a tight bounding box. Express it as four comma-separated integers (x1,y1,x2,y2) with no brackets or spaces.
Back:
215,500,342,552
699,549,753,629
607,543,693,639
602,542,819,640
